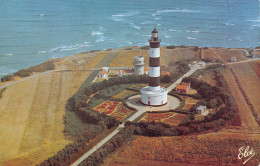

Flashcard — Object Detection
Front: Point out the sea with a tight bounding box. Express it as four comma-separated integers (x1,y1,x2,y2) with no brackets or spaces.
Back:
0,0,260,77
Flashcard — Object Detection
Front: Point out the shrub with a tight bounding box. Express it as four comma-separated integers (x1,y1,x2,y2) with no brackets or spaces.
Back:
141,45,149,50
14,69,32,77
1,75,13,82
206,64,222,70
166,45,176,49
28,61,55,72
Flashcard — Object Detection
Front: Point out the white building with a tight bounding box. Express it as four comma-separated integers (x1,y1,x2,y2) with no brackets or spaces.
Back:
133,56,145,75
231,57,237,62
196,105,207,115
97,69,108,79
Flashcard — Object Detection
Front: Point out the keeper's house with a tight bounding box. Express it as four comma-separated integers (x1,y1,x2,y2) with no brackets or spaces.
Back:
181,82,191,89
176,84,189,94
97,69,108,79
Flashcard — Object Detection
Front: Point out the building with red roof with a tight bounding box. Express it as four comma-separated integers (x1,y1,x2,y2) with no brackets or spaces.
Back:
176,85,189,94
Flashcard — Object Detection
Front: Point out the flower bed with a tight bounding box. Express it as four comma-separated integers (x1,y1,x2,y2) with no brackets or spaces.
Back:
93,101,133,121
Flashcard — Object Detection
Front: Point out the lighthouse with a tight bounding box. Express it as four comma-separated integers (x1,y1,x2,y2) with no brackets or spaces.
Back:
141,28,168,106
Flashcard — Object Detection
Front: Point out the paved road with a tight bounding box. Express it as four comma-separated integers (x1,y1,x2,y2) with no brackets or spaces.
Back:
70,62,203,166
167,63,202,92
0,70,57,89
225,58,260,65
71,124,125,166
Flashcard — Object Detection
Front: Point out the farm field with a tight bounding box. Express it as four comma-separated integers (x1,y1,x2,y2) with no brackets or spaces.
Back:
221,65,259,131
54,51,109,70
109,49,149,67
231,61,260,122
202,47,247,63
0,70,91,165
93,101,133,121
108,135,259,166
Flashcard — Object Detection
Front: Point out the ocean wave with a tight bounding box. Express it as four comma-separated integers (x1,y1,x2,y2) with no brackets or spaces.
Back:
91,31,104,36
111,17,123,22
151,14,157,17
140,21,153,25
164,35,171,38
133,26,141,29
247,18,260,22
38,51,47,54
96,39,104,42
224,23,235,26
130,23,141,29
39,14,44,17
5,54,13,56
0,72,8,76
154,17,161,20
157,9,200,14
252,25,260,28
125,41,132,45
112,11,138,17
142,34,151,37
48,42,92,53
185,30,200,33
168,29,177,32
186,37,197,40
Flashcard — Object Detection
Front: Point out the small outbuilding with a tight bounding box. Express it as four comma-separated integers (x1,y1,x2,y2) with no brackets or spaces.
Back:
98,69,108,79
144,67,149,75
176,85,189,94
230,57,237,62
181,82,191,89
196,105,207,115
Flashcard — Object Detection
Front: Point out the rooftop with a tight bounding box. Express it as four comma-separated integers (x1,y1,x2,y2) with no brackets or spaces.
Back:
176,85,189,90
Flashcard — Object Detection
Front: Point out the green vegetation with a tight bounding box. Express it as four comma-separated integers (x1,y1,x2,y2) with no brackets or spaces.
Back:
0,88,6,99
88,84,131,108
132,76,238,137
27,61,55,72
14,69,32,77
166,45,176,49
78,124,135,166
1,75,13,82
12,61,55,78
205,64,222,70
141,45,149,50
126,84,146,92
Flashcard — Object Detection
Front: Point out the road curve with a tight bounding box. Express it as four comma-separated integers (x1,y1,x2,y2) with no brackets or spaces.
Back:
70,63,203,166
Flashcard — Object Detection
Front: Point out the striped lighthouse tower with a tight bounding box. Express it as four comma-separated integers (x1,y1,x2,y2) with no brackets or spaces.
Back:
149,28,161,91
141,28,168,106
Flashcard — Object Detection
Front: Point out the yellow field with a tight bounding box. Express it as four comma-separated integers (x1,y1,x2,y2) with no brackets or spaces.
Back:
54,51,108,70
0,70,91,165
109,50,149,67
